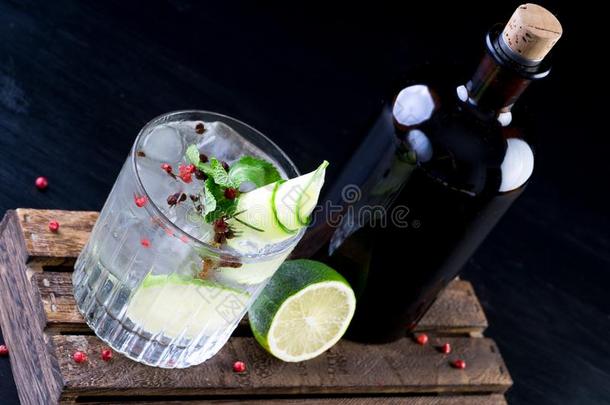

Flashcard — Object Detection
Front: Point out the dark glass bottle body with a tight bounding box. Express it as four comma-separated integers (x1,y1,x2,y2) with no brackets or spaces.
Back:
311,29,549,343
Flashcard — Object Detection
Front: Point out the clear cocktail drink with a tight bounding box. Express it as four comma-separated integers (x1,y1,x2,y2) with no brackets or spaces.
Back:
73,111,324,368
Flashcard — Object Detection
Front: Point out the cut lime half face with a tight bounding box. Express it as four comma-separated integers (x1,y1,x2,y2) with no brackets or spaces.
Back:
249,260,356,362
267,281,355,362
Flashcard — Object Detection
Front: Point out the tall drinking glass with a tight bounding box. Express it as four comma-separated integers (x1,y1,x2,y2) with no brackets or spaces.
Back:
73,111,304,368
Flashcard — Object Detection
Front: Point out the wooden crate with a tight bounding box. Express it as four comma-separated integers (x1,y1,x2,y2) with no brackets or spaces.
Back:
0,209,512,404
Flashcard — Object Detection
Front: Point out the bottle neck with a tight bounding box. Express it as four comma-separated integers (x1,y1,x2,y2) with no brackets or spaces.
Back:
464,26,551,120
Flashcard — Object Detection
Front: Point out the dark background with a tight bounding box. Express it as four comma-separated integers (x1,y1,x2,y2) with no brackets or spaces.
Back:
0,1,607,404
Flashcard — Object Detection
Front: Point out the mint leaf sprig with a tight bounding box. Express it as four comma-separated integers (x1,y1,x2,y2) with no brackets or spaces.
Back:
228,156,281,188
185,145,202,168
184,144,282,228
186,145,281,189
202,179,218,216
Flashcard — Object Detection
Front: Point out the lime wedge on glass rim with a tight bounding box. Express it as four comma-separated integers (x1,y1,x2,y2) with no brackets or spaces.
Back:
227,161,329,244
249,260,356,362
220,161,328,286
272,160,329,231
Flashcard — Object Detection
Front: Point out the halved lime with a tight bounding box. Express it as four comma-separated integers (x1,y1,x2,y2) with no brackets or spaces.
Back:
249,260,356,362
126,274,249,339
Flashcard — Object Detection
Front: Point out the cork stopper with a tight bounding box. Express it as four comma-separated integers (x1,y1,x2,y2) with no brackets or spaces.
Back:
502,4,562,62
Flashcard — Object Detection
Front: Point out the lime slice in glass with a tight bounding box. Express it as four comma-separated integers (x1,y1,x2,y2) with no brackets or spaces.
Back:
126,274,249,339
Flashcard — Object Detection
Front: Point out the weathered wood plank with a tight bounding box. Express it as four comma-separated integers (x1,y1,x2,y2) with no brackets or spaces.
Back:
69,395,507,404
417,280,488,335
2,209,509,404
53,335,511,397
21,209,487,335
0,211,64,405
32,271,86,333
20,209,487,334
35,271,487,336
16,208,98,266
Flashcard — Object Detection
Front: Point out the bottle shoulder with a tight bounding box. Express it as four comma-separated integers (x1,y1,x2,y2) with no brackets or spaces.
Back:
390,79,534,195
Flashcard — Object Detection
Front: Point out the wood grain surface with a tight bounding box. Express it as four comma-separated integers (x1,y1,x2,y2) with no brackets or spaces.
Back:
52,335,511,397
1,209,511,404
16,209,98,267
71,396,508,405
0,211,63,405
23,210,487,335
34,271,487,336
